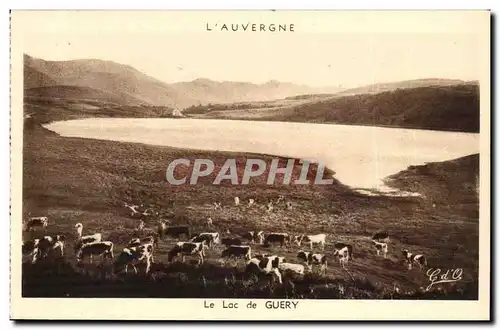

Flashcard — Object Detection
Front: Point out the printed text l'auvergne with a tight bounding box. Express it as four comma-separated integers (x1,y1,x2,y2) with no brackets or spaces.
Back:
206,22,295,32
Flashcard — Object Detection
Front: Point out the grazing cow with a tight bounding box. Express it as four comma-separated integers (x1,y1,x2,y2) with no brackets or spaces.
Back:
234,197,240,206
168,242,206,264
372,241,388,258
76,241,114,264
25,216,48,233
264,233,290,247
220,237,242,247
401,249,427,270
372,232,390,243
34,235,65,261
278,262,305,275
221,245,252,260
333,246,351,268
297,251,328,273
245,256,283,284
266,201,274,213
137,220,145,231
214,202,222,210
191,232,220,248
128,236,157,248
276,195,285,204
294,234,326,250
334,242,354,260
243,231,265,244
74,223,102,252
141,208,158,218
286,201,293,211
115,243,154,274
157,223,190,240
248,199,255,208
128,236,158,260
22,239,40,263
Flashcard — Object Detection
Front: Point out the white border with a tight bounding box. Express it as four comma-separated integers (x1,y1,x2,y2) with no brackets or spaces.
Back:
4,1,497,327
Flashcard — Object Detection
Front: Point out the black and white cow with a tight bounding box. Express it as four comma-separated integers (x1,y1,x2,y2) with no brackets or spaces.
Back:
37,235,65,260
333,245,352,268
167,242,206,264
245,255,284,284
297,251,328,273
372,232,390,243
76,241,114,264
243,231,265,244
22,239,40,264
401,249,427,270
115,243,154,274
128,236,158,261
372,240,388,258
190,232,220,248
74,223,102,252
25,216,48,233
334,242,354,260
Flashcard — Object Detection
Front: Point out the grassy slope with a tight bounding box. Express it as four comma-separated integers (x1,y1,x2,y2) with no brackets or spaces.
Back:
188,84,480,133
22,109,479,298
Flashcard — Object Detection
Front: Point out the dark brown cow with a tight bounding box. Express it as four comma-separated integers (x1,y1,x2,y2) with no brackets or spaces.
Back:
264,233,290,247
221,237,242,247
158,223,190,240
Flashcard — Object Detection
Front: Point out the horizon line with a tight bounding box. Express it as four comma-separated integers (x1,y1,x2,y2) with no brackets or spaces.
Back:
23,53,476,90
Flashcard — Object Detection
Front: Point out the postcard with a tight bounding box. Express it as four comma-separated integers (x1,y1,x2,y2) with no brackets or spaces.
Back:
10,10,491,321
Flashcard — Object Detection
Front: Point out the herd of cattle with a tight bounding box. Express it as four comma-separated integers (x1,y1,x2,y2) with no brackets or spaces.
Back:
22,197,429,284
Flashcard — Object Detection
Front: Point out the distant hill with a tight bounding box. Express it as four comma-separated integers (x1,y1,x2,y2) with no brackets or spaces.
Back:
262,84,480,132
23,54,343,108
24,85,144,105
336,78,473,96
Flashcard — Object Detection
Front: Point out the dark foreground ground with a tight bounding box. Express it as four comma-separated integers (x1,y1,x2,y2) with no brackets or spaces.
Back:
21,113,479,299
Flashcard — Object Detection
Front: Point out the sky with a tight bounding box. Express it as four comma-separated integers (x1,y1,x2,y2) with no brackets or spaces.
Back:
12,11,488,88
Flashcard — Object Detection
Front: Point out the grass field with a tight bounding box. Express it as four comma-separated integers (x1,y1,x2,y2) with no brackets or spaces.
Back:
21,110,480,299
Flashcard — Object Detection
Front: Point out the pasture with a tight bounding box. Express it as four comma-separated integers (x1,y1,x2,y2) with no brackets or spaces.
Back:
21,121,479,299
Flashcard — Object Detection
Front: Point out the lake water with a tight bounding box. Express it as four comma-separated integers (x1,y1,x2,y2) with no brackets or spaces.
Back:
44,118,480,197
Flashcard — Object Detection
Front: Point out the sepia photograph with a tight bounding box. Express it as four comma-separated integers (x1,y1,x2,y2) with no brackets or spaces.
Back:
10,10,491,320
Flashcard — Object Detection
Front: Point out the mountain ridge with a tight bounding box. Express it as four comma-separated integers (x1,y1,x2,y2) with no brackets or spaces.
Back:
23,54,343,108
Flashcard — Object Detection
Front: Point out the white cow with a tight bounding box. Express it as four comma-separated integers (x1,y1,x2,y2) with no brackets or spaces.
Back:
294,234,326,250
278,262,305,275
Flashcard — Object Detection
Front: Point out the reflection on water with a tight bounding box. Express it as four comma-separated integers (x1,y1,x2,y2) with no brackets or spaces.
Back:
44,118,479,197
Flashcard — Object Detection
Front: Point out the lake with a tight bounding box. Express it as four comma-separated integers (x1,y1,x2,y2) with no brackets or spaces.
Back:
44,118,480,196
